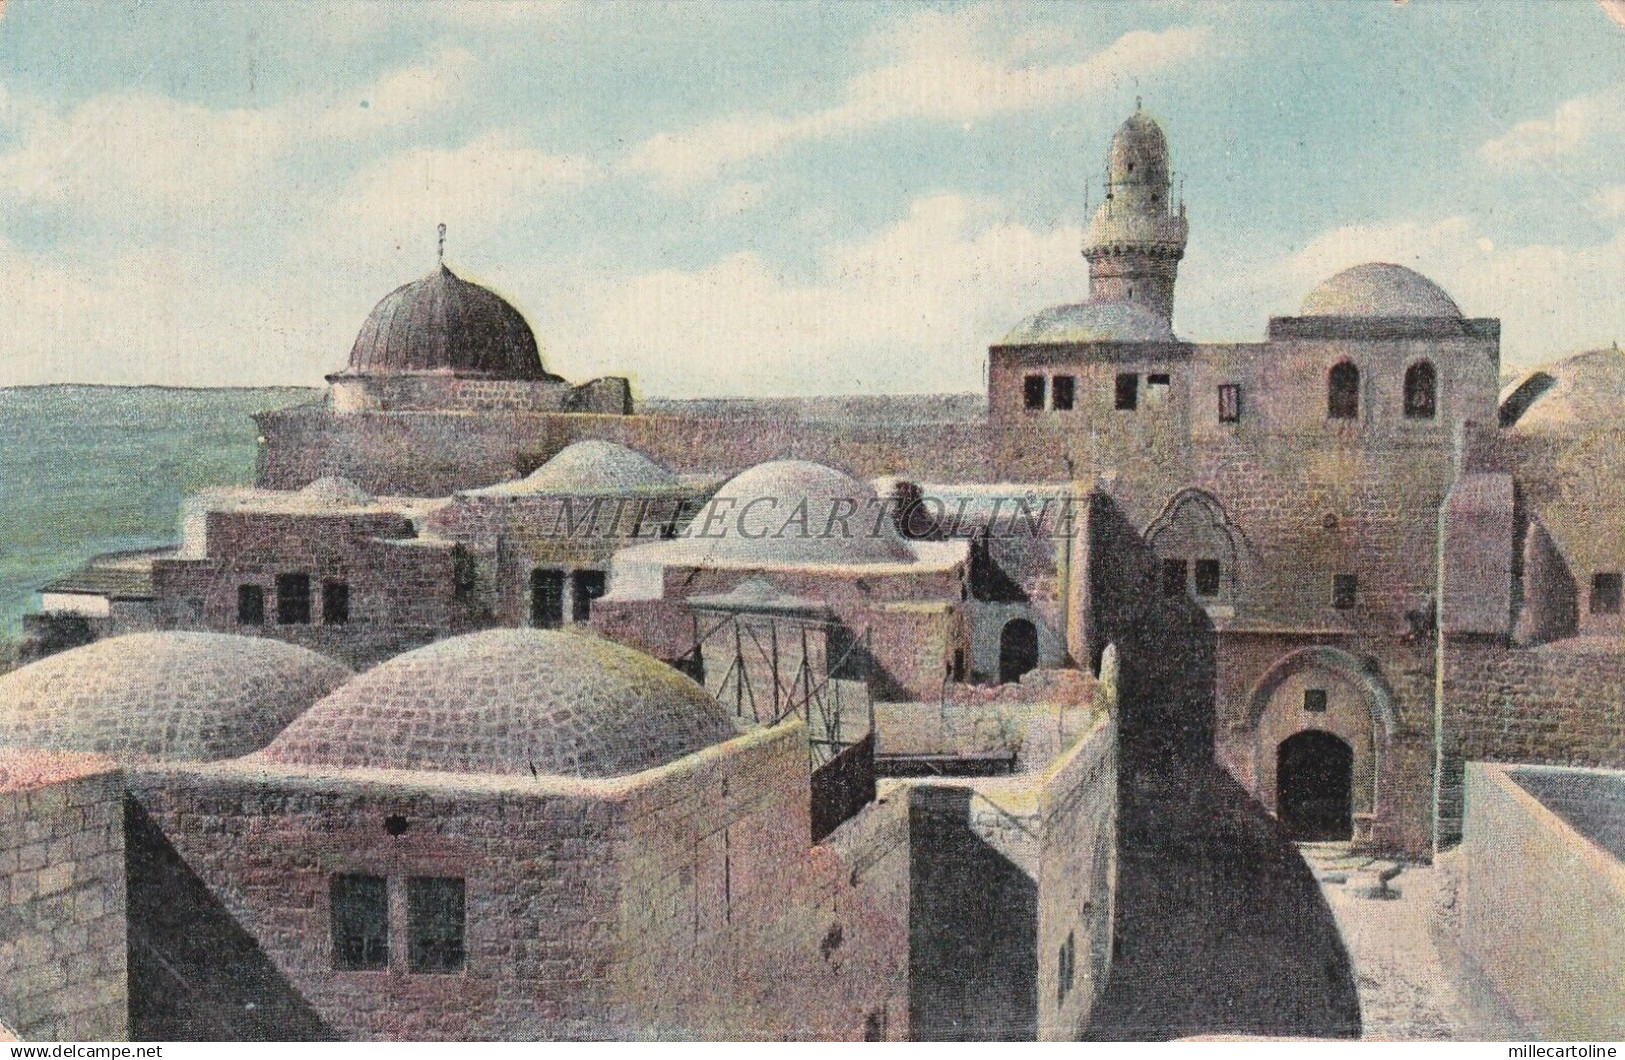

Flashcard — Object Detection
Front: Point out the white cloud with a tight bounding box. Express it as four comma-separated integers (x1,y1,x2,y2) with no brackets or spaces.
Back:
542,194,1088,396
1593,183,1625,219
625,13,1210,185
1477,84,1625,168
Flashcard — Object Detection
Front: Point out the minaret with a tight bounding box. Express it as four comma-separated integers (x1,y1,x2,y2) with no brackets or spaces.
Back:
1083,102,1188,322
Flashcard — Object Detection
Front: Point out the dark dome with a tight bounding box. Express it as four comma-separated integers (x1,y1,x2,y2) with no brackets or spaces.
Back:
344,266,557,379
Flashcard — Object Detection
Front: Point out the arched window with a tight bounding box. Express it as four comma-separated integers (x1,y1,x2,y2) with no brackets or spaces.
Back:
1328,361,1360,420
1404,360,1436,419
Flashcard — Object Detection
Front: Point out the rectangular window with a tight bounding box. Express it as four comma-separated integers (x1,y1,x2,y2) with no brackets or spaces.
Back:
531,569,566,629
1114,373,1139,411
276,573,311,626
1161,558,1188,598
571,569,607,622
1591,572,1623,615
1194,559,1222,597
1051,374,1076,411
407,877,466,974
322,579,350,625
1304,689,1329,713
330,874,388,971
1023,374,1046,410
1147,372,1170,387
1218,384,1241,423
1332,573,1358,610
237,584,264,625
1058,930,1076,1003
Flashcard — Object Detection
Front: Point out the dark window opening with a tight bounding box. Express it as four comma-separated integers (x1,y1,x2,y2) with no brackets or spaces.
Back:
1058,930,1076,1003
572,569,607,622
407,877,465,974
531,569,565,629
237,584,264,625
1194,559,1222,597
322,579,349,625
330,874,388,971
1051,374,1076,411
951,648,965,683
1023,374,1046,410
276,573,311,626
1328,361,1360,420
1115,373,1139,411
998,618,1039,685
1218,383,1241,423
1591,572,1623,615
1404,360,1437,419
1161,558,1188,597
863,1009,887,1042
1332,573,1358,610
1304,688,1329,713
1147,373,1170,386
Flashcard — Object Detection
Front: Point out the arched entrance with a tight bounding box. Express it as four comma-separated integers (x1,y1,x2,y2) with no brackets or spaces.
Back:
1277,731,1354,841
998,618,1039,684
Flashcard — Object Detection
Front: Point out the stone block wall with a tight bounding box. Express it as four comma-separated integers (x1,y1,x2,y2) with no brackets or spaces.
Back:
0,749,126,1042
1454,763,1625,1038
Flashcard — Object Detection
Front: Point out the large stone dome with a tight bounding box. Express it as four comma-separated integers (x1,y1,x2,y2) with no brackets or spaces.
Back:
1002,299,1176,345
344,266,557,379
1499,347,1625,435
650,460,916,568
256,630,738,779
1300,263,1462,318
465,441,680,497
0,633,352,762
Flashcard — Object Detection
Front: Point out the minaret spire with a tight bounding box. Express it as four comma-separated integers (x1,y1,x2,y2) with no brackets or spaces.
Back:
437,222,447,269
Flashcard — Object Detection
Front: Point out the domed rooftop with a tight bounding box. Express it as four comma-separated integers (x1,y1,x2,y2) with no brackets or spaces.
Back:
344,266,557,379
1002,299,1176,345
1107,109,1171,190
655,460,916,568
466,441,679,497
1499,346,1625,434
0,633,352,763
257,630,738,778
299,476,374,508
1300,263,1462,318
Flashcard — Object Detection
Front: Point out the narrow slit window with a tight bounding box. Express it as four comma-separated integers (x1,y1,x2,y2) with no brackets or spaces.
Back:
1115,373,1139,411
1023,375,1046,410
276,573,311,626
1218,384,1241,423
1332,573,1358,610
330,874,388,971
237,584,264,625
1051,374,1076,411
1591,573,1623,615
1194,559,1222,597
407,877,466,974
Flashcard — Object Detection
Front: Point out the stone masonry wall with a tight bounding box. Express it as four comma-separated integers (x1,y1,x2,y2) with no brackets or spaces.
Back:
0,749,126,1041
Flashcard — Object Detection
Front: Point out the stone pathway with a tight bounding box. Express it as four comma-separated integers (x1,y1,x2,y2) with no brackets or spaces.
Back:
1298,843,1514,1041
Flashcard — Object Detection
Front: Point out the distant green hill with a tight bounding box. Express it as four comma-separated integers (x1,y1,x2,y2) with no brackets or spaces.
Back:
0,385,319,636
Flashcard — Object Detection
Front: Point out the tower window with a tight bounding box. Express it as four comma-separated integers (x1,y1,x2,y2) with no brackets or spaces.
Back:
330,874,388,971
322,579,349,625
1404,360,1437,419
572,569,607,621
1328,361,1360,420
1115,373,1139,411
407,877,466,974
1218,384,1241,423
1161,558,1187,597
1194,559,1222,597
1332,574,1358,610
1023,374,1046,411
1052,374,1076,411
237,584,264,625
1304,689,1329,713
1591,573,1623,615
276,573,311,625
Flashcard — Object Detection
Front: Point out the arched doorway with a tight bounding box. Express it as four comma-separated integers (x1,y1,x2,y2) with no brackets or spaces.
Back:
998,618,1039,684
1277,731,1354,840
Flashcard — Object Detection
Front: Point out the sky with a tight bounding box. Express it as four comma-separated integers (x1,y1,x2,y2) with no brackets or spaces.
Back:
0,0,1622,396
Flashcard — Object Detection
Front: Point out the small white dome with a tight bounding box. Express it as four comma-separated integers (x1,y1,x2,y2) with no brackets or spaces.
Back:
469,441,679,497
1002,299,1176,345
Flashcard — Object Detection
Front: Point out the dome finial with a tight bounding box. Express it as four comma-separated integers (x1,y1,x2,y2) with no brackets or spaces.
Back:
1136,94,1142,111
437,222,447,268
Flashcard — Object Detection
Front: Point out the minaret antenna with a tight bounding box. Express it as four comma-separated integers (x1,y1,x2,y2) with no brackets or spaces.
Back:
437,222,447,268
